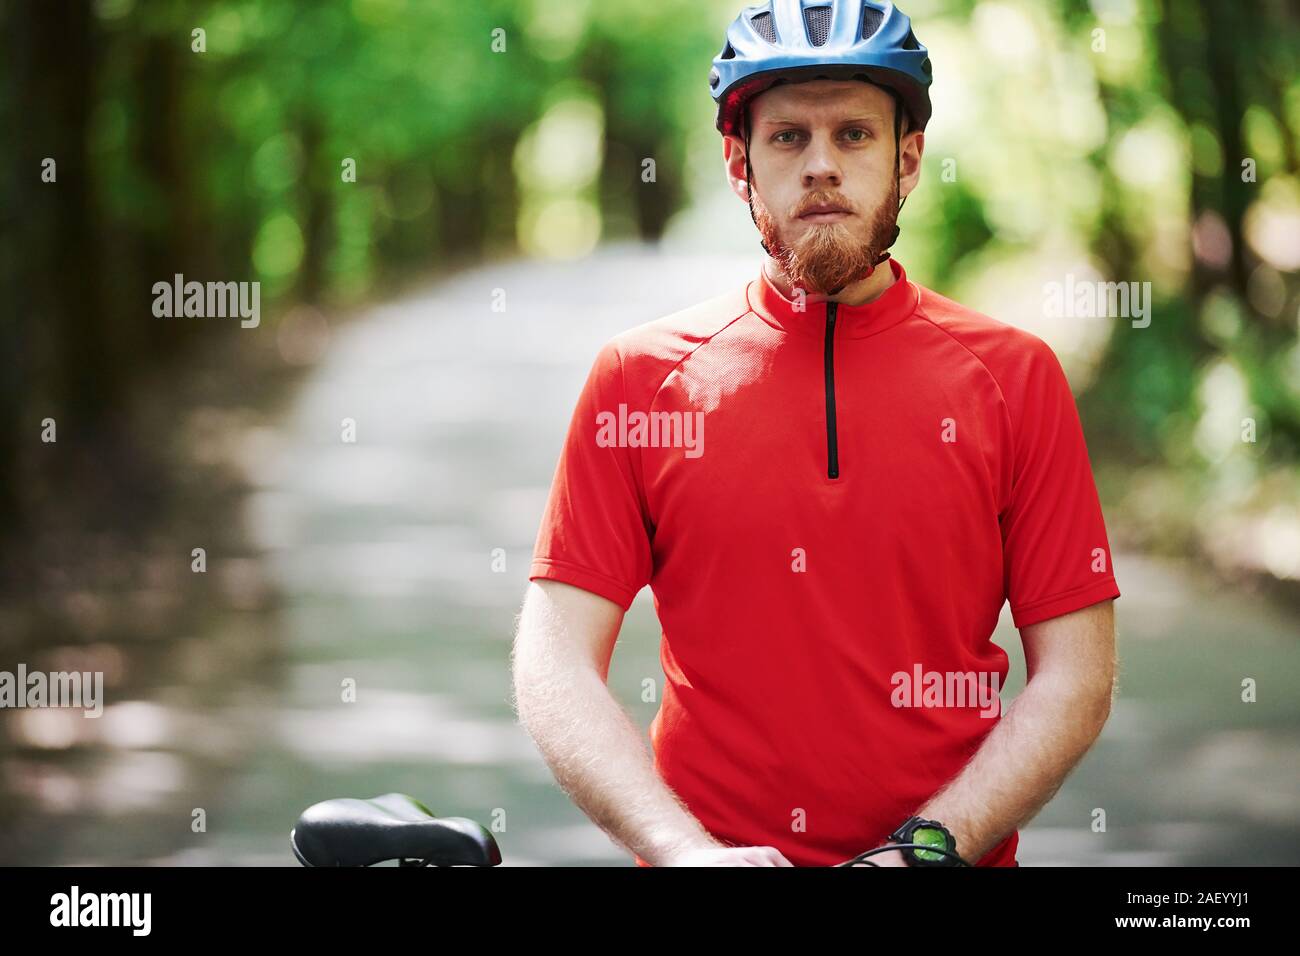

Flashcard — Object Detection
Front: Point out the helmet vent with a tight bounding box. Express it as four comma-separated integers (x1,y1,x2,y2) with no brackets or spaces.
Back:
860,7,884,39
750,11,777,43
903,29,920,50
804,6,832,46
721,42,736,60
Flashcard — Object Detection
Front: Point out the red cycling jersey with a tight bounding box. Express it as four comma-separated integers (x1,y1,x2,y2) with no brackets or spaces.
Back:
529,258,1121,867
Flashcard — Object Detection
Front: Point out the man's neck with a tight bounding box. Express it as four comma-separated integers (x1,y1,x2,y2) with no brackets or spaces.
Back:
764,256,896,307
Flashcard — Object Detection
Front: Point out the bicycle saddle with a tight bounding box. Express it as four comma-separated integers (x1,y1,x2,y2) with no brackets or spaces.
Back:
290,793,502,867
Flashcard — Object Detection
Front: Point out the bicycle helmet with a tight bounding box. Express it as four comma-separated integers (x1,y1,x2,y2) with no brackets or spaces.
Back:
708,0,933,272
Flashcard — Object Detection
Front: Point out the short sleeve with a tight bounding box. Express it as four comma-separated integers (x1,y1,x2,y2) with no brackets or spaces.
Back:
1001,339,1120,629
528,339,654,611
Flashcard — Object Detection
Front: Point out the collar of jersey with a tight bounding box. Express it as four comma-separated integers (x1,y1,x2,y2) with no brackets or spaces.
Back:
748,257,919,339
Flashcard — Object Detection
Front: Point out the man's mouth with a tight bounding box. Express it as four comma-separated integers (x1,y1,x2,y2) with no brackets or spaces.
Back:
798,204,852,223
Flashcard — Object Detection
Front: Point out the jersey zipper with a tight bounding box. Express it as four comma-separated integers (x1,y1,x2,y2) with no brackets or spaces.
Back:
824,301,840,479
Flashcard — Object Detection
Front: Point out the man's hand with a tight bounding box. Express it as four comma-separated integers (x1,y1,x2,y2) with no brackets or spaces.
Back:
661,846,795,866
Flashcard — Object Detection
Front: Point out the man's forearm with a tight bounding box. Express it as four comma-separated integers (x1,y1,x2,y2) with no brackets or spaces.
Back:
913,673,1111,862
514,659,722,865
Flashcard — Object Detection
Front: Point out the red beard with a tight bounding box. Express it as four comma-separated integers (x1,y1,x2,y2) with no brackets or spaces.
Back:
752,177,899,295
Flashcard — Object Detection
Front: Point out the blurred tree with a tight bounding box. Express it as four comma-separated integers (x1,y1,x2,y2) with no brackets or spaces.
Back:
0,0,1297,587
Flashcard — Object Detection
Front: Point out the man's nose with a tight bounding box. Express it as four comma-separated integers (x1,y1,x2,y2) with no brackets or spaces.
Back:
802,133,842,186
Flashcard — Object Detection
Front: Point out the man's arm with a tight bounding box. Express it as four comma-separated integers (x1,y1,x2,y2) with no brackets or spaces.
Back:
510,578,792,866
876,598,1117,865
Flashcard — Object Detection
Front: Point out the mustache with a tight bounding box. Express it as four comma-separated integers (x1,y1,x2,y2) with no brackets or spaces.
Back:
793,193,856,217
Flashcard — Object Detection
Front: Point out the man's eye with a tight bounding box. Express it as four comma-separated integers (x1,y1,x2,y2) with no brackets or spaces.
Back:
774,130,801,144
843,128,869,142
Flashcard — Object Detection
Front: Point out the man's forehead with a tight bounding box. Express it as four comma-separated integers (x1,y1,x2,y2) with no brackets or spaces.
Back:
751,80,892,121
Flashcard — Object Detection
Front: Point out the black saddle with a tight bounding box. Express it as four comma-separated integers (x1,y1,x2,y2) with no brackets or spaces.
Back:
290,793,502,867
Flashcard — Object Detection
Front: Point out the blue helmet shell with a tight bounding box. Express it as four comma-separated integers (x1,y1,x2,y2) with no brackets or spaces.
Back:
709,0,933,137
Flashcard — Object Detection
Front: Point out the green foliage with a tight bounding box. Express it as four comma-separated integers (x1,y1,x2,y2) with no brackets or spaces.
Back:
2,0,1298,565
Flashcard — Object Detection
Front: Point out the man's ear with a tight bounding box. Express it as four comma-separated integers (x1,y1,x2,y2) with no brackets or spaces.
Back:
723,133,751,203
899,128,924,200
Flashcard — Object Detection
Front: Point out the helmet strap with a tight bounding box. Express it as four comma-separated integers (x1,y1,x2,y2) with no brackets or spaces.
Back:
742,109,771,255
883,88,905,255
